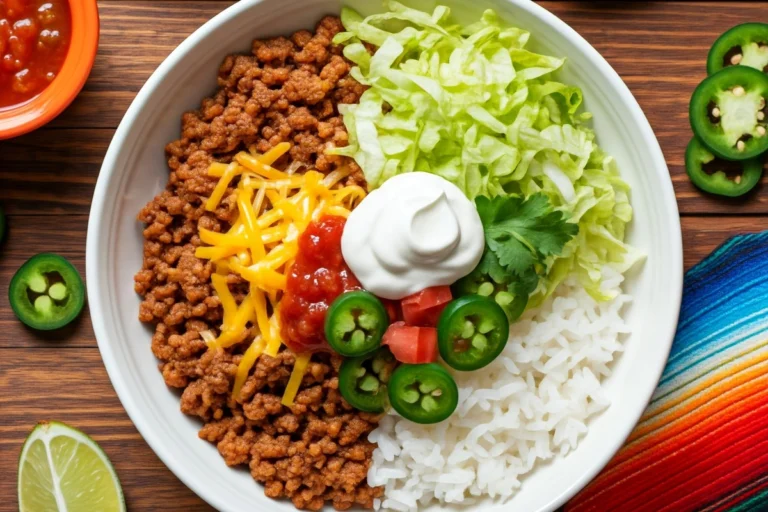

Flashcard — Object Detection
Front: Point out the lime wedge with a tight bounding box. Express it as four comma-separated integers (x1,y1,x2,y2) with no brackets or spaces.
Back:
18,421,125,512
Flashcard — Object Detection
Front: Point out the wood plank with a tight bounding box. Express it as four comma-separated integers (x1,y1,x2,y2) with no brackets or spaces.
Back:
681,217,768,270
0,129,110,215
0,348,212,512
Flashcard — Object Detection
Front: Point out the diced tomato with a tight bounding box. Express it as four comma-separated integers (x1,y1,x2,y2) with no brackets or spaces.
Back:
381,299,401,323
382,322,438,364
400,286,453,327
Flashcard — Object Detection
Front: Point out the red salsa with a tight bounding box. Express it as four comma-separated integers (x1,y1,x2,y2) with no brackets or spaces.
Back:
0,0,71,109
281,216,361,353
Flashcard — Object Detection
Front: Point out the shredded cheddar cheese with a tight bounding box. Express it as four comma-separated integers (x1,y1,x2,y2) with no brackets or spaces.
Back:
197,143,366,404
210,274,236,329
232,336,266,399
281,353,312,406
264,309,283,357
205,162,239,211
215,294,255,348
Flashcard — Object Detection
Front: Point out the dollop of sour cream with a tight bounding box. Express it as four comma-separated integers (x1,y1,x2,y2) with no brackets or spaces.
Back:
341,172,485,300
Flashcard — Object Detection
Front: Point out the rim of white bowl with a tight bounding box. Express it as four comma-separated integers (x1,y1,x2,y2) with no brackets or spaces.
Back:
87,0,684,511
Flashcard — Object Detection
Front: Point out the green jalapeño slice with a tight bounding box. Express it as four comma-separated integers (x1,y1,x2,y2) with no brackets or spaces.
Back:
437,295,509,371
325,291,389,357
707,23,768,76
9,253,85,330
339,348,396,413
388,363,459,424
452,268,529,323
685,137,764,197
690,66,768,161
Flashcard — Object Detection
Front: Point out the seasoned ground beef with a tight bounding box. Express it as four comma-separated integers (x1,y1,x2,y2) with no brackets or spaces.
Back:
134,16,382,511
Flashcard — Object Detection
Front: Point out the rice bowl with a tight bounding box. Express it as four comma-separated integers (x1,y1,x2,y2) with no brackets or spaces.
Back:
86,1,683,511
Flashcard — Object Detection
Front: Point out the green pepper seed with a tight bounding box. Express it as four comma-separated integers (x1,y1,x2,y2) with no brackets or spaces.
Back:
350,329,366,345
421,395,439,412
28,274,47,294
419,381,438,394
477,282,494,297
477,317,495,334
495,291,514,306
336,312,356,334
471,333,488,351
461,320,475,339
34,295,53,314
48,282,68,301
401,388,420,404
354,367,366,378
358,312,377,330
372,357,385,374
359,375,380,392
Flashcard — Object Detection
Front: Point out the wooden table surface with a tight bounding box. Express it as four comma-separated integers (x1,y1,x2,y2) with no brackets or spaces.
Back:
2,1,767,510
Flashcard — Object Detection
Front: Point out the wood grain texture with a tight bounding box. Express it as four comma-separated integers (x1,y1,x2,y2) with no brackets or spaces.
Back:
1,2,767,511
0,130,109,215
0,349,213,511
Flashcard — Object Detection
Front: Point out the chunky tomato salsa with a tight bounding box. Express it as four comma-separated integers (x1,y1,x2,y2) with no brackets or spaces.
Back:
0,0,71,109
280,216,361,353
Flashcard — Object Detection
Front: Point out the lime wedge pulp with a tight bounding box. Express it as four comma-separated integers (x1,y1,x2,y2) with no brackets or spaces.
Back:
18,421,125,512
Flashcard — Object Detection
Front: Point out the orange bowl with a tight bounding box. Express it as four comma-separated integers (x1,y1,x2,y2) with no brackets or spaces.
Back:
0,0,99,140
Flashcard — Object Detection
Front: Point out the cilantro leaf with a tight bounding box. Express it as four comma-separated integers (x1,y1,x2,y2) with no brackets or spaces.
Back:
475,194,578,282
476,250,509,285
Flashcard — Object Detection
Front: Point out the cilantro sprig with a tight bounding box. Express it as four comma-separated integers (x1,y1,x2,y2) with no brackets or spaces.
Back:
452,193,578,322
475,193,578,293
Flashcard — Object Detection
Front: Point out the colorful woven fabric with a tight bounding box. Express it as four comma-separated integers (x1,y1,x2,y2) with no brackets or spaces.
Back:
567,232,768,512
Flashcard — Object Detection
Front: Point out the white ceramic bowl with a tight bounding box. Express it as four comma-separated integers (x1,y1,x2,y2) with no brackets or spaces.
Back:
87,0,683,510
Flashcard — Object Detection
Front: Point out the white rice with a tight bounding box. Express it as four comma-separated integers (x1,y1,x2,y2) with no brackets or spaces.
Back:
369,268,631,511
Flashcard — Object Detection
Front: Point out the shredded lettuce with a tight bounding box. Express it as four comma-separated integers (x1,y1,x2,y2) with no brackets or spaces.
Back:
332,1,642,302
